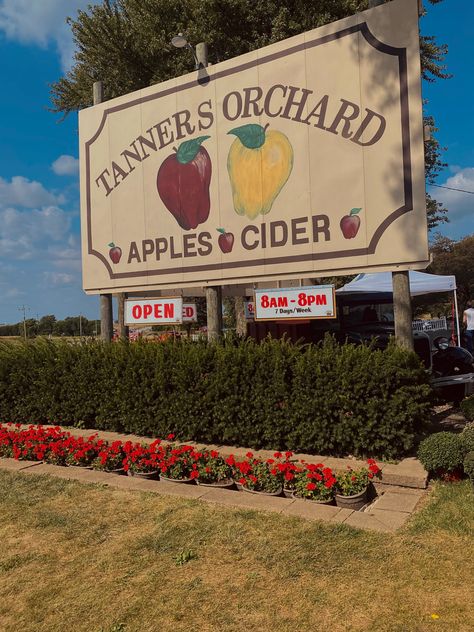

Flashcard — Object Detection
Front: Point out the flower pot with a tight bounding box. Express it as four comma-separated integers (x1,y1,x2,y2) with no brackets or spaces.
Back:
292,492,334,505
283,487,295,499
335,488,368,511
196,478,235,489
234,480,245,492
243,486,283,497
104,467,126,475
160,474,194,484
127,470,159,480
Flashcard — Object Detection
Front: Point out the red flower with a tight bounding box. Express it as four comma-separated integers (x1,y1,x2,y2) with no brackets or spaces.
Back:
246,451,253,459
306,483,316,491
167,434,175,440
274,452,282,459
210,450,219,459
285,451,293,460
226,455,235,467
284,472,294,481
249,475,257,483
190,470,199,479
238,477,247,486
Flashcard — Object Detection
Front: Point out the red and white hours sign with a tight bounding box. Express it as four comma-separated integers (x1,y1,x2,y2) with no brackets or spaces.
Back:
125,298,183,325
254,286,336,320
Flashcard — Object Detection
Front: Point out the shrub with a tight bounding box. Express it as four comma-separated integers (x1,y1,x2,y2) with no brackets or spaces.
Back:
460,395,474,421
461,423,474,456
0,336,432,459
418,432,464,477
463,451,474,482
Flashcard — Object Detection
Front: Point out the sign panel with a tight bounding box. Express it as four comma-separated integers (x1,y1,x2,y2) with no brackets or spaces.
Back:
182,303,197,322
245,301,255,320
80,0,428,295
125,298,183,325
254,286,336,320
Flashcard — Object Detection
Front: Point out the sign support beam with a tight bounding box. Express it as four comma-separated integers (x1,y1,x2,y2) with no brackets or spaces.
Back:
393,270,414,350
196,41,224,341
93,80,113,342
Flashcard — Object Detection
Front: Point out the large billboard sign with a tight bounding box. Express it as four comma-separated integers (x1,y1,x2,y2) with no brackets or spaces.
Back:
80,0,428,295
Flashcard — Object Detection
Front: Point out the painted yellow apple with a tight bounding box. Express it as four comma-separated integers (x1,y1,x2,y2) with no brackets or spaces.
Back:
227,123,293,220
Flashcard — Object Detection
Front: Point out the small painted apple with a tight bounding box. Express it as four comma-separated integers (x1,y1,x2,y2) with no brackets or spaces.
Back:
340,208,362,239
217,228,234,253
108,242,122,264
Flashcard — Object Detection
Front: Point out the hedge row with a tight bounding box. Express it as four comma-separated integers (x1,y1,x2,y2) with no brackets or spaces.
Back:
0,336,432,459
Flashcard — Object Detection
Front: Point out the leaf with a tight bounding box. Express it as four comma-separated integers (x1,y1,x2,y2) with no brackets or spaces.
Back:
349,208,362,216
216,228,226,234
108,242,115,248
176,135,210,164
228,124,266,149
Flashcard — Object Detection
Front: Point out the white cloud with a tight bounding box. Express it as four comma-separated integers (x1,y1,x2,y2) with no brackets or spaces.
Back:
0,0,90,70
52,154,79,176
429,167,474,239
0,205,71,260
42,271,75,286
0,176,64,208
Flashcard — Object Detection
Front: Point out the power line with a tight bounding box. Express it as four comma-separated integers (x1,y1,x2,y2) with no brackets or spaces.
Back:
431,183,474,195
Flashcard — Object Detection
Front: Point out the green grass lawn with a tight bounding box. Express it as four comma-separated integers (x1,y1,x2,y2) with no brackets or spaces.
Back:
0,470,473,632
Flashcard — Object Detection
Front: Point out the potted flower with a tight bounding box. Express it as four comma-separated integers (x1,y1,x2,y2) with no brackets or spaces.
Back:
160,444,198,483
335,459,381,510
92,441,126,474
236,453,283,496
272,452,300,498
195,450,235,488
123,442,162,479
43,439,69,466
293,463,336,504
65,435,99,468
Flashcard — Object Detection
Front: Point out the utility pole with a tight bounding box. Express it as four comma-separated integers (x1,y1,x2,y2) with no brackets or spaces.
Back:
93,80,113,342
17,305,28,340
194,42,223,342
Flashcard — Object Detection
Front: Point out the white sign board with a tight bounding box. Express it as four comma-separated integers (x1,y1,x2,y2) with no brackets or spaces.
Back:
254,286,336,320
80,0,428,295
182,303,197,323
245,301,255,320
125,298,183,325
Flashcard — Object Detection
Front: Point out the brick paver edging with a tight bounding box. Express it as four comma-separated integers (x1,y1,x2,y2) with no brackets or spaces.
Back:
0,457,426,533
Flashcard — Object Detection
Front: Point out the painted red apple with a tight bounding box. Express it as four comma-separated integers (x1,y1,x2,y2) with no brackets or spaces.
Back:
108,242,122,264
157,135,212,230
340,208,362,239
217,228,234,253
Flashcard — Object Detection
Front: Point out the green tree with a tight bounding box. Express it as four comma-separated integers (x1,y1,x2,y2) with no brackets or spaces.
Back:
429,233,474,311
38,315,57,335
50,0,450,229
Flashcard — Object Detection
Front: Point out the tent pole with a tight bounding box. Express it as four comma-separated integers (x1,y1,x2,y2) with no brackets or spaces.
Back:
454,288,461,346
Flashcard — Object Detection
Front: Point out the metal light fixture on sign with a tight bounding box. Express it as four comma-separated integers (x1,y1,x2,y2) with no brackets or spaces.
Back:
171,32,199,69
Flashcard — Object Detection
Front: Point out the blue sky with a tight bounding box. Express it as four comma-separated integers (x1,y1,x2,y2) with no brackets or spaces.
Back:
0,0,472,324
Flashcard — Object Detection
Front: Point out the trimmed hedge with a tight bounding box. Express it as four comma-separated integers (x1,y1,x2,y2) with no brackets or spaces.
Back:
460,395,474,421
417,432,465,475
0,336,431,459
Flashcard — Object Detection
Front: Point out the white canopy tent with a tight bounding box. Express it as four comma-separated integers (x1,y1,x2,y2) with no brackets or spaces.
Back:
337,270,460,343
